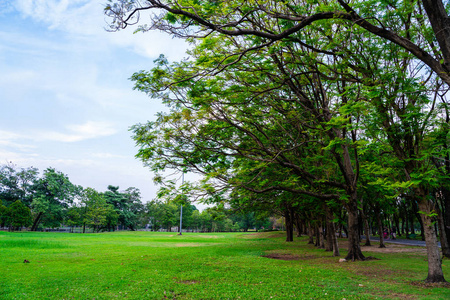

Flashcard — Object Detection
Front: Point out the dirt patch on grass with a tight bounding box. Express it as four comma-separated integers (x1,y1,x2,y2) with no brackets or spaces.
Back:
361,244,427,254
266,233,285,239
175,243,201,247
262,252,320,261
410,281,450,288
177,280,199,285
198,235,219,239
242,232,285,239
384,293,419,299
337,240,427,254
263,253,300,260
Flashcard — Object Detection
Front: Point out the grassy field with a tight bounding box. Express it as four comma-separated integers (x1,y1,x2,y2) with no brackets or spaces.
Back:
0,231,448,299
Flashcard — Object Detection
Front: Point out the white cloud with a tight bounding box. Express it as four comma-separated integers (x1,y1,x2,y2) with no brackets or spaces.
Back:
0,130,21,141
91,152,128,159
0,140,36,151
0,149,39,165
0,121,117,143
38,121,117,142
12,0,188,60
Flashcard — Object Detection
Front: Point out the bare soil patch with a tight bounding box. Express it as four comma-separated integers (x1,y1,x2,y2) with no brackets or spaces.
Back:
337,240,427,254
262,252,320,261
266,233,285,239
175,243,201,247
410,281,450,289
262,253,300,260
361,244,427,254
177,280,199,285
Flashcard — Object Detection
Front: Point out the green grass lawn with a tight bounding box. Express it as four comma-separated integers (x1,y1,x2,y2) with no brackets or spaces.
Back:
0,231,448,299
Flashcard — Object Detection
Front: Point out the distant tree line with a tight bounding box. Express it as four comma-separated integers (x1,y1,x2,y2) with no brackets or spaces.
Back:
0,163,273,233
143,201,272,232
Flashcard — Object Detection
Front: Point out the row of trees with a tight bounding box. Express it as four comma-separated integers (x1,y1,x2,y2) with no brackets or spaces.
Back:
144,200,273,232
0,163,142,232
105,0,450,282
0,163,273,233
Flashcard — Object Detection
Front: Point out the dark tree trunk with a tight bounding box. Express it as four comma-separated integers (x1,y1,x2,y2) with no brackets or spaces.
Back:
394,215,400,238
319,221,325,249
342,225,348,239
404,201,409,236
307,222,314,244
344,201,366,261
325,208,334,252
359,200,371,246
294,212,302,237
399,213,408,235
410,211,415,235
421,0,450,71
376,208,386,248
315,224,320,247
285,207,294,242
31,212,43,231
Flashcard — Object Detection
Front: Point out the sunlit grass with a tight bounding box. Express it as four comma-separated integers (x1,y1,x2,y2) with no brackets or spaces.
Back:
0,230,448,299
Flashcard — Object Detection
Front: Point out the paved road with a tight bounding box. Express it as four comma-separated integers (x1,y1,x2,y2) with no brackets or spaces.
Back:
363,236,441,247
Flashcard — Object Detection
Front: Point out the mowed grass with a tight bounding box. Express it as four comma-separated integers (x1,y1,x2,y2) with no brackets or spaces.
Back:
0,231,448,299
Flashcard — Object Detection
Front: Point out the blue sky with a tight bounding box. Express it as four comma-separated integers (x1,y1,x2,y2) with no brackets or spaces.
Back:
0,0,188,202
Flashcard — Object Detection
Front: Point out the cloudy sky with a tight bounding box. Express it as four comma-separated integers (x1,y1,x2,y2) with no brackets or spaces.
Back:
0,0,189,202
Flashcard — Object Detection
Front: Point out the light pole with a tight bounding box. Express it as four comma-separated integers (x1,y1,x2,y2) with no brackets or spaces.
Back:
179,172,184,235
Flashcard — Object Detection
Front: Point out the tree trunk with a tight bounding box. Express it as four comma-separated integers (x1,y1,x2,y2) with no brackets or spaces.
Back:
441,187,450,254
344,203,365,261
402,213,407,236
331,220,340,257
294,213,302,238
436,205,450,259
359,201,371,246
410,211,415,235
285,207,294,242
376,208,386,248
394,215,400,238
421,0,450,71
307,222,314,244
325,208,334,252
319,221,325,249
417,197,446,283
315,224,320,247
404,202,409,236
30,212,43,231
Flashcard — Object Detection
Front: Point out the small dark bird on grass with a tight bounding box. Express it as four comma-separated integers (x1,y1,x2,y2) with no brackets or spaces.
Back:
23,259,30,263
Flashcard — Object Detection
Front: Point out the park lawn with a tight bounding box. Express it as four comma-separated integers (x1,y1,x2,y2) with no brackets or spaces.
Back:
0,231,448,299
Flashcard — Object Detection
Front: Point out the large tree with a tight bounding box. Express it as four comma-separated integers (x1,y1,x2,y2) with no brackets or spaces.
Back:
106,0,449,282
104,185,142,230
30,168,80,231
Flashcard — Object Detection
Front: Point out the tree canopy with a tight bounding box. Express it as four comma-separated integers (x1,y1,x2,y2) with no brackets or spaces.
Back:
105,0,450,283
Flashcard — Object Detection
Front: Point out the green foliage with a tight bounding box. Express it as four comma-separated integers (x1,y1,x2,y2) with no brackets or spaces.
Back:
31,168,81,229
104,185,142,231
0,164,38,206
8,200,32,229
83,188,118,232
